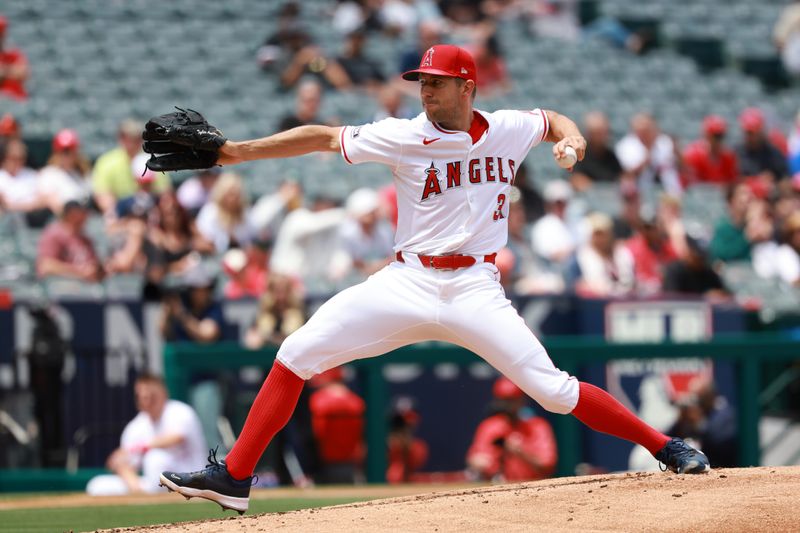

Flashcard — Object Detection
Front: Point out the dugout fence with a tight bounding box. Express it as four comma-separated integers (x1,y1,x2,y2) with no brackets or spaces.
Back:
163,334,800,482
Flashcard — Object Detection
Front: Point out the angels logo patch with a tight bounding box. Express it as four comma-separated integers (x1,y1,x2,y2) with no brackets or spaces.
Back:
421,47,435,68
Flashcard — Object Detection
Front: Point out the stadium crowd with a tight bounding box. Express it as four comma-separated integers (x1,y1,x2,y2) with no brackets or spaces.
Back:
1,0,794,487
1,105,799,310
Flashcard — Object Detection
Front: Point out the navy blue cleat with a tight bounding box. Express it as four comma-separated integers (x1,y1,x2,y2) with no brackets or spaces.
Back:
159,448,253,514
655,437,711,474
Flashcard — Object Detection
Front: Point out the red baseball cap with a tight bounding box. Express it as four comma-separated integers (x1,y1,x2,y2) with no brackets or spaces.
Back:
0,114,19,136
493,377,525,400
52,129,80,151
402,44,476,82
739,107,764,132
309,367,345,388
702,115,727,135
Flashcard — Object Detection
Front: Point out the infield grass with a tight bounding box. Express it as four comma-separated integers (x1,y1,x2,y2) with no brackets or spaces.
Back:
0,496,374,532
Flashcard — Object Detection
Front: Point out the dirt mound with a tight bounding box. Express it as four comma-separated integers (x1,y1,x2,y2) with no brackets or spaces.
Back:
115,466,800,533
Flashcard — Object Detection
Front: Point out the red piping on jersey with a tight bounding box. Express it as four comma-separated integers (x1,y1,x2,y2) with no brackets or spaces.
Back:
540,109,550,143
340,127,353,164
432,111,489,145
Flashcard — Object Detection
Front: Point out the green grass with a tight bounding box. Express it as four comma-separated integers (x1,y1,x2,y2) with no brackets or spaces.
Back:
0,497,373,533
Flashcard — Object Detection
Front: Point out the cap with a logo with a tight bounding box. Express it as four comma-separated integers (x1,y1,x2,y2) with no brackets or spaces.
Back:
402,44,476,82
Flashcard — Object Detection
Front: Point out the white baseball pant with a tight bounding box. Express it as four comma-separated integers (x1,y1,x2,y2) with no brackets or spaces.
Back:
277,254,579,414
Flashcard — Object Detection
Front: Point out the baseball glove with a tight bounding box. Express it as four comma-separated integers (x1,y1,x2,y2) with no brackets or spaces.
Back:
142,107,227,171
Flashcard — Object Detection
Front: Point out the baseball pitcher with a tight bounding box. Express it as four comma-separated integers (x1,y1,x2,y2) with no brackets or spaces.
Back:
148,45,709,514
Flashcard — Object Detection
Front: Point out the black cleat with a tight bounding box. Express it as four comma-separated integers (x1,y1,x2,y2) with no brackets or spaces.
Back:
655,437,711,474
160,448,253,514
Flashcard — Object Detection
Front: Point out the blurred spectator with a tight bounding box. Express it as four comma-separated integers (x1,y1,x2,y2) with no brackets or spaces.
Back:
612,182,641,240
373,85,414,121
25,305,68,467
439,0,487,35
307,367,365,484
249,180,304,242
337,188,394,279
0,138,48,226
398,21,443,75
524,0,580,41
104,180,151,277
531,180,576,266
336,30,386,91
159,267,222,343
270,195,346,284
38,129,92,215
36,199,103,282
256,2,308,70
573,212,634,297
658,194,689,259
511,163,545,222
582,16,654,54
709,183,753,263
196,172,253,253
775,212,800,286
104,155,162,275
504,199,564,294
258,3,358,89
386,396,428,484
379,0,421,37
0,113,20,140
469,32,510,99
774,0,800,77
143,192,214,300
662,236,728,299
378,183,399,228
466,377,557,482
222,241,269,300
176,167,221,218
92,119,169,216
787,110,800,178
332,0,371,35
682,115,739,185
115,153,159,220
278,79,328,132
86,373,206,495
668,378,737,468
244,274,305,349
735,108,788,182
277,37,350,91
745,200,781,280
616,113,682,199
0,16,29,100
571,111,624,192
625,206,678,295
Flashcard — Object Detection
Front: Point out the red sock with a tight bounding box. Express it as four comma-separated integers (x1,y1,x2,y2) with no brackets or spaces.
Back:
571,381,670,455
224,361,305,480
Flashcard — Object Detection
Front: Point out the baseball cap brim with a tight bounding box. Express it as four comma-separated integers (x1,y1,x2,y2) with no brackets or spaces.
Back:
402,68,462,81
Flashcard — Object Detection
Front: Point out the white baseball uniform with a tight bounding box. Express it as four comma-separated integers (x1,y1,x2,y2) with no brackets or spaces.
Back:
277,109,579,414
86,400,207,495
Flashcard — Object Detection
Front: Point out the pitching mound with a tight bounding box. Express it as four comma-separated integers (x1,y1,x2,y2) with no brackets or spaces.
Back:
116,466,800,532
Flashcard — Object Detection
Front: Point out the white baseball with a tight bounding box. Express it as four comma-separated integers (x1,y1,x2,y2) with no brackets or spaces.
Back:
556,146,577,169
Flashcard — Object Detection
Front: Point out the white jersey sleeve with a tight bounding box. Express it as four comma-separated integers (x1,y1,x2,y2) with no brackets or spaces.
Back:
339,118,408,168
493,108,550,150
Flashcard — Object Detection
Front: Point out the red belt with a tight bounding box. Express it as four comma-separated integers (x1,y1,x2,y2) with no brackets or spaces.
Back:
395,251,497,270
